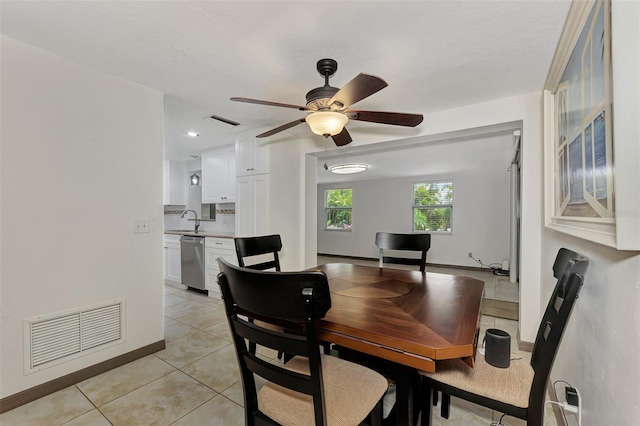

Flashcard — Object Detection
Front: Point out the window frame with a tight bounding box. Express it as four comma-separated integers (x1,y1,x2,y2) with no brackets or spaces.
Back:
412,180,453,234
324,188,353,232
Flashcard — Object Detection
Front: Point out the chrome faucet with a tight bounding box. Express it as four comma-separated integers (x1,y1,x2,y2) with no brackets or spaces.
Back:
181,209,200,233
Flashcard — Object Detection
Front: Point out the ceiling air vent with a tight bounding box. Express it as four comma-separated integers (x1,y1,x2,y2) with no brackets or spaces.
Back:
206,114,240,127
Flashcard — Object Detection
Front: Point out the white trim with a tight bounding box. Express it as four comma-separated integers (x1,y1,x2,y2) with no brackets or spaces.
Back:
545,1,596,91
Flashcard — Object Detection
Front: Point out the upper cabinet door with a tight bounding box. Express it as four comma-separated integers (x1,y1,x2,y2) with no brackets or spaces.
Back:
164,160,186,205
236,133,270,176
202,145,236,203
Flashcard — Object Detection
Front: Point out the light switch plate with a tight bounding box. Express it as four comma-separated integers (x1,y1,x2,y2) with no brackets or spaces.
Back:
133,218,150,234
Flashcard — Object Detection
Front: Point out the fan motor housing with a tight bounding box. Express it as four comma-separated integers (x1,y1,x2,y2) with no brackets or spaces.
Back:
305,86,339,110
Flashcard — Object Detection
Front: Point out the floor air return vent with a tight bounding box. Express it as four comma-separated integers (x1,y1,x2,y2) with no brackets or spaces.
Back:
24,299,125,373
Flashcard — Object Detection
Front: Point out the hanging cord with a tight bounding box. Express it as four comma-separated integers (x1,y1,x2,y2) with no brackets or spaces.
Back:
553,380,573,425
490,413,511,426
460,412,502,425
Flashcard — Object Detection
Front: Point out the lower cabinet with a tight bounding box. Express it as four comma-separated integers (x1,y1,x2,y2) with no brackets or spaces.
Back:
205,237,238,298
163,234,182,283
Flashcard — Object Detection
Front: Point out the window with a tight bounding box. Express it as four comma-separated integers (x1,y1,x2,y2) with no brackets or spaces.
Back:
325,188,352,230
413,181,453,232
554,0,613,219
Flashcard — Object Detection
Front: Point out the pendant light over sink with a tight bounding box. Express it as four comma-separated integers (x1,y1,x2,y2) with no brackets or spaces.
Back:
190,172,200,187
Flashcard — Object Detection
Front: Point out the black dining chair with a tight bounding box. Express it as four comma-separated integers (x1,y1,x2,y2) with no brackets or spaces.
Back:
217,258,388,426
234,234,284,357
234,234,282,271
419,248,589,426
375,232,431,272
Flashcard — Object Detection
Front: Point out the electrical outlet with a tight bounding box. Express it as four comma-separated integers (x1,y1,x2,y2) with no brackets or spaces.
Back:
468,252,473,258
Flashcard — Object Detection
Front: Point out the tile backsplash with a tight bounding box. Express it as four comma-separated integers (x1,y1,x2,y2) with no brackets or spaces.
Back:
163,203,235,234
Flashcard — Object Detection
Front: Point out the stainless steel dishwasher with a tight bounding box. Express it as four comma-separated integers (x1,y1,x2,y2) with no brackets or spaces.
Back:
180,235,207,294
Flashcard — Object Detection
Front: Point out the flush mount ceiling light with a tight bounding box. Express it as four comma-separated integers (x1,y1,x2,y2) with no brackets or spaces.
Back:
186,131,199,137
190,172,200,186
329,163,368,175
305,111,349,137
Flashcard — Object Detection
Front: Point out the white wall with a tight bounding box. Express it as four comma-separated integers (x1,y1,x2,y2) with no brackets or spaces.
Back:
542,2,640,424
268,136,308,270
317,170,510,267
0,37,165,397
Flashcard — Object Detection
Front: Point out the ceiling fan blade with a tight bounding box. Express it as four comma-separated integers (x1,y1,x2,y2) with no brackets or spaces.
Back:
346,110,424,127
328,73,388,109
256,119,306,138
231,97,311,111
331,127,352,146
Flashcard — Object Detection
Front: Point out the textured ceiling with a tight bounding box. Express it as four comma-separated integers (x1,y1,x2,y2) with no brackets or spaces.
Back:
1,0,570,175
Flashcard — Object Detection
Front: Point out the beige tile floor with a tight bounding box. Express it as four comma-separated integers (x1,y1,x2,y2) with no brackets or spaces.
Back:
3,259,561,426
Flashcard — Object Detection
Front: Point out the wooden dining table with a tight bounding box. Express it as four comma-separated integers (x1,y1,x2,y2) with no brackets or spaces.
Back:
311,263,485,425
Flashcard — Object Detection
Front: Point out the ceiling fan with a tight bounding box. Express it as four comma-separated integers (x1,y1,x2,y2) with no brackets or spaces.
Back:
230,59,423,147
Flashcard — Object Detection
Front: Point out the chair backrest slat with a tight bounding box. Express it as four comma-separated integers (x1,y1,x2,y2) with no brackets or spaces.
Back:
375,232,431,272
234,234,282,271
244,352,314,395
232,317,308,357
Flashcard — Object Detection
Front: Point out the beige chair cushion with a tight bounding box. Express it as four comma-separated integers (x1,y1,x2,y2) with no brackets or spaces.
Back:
420,354,534,408
258,354,388,426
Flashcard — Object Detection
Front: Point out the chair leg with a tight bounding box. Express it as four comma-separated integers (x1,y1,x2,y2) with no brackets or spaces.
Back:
369,399,383,426
421,378,433,426
440,393,450,419
432,390,438,406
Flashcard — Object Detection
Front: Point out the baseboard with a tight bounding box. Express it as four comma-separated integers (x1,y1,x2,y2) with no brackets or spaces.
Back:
0,340,165,414
516,329,534,352
317,253,491,272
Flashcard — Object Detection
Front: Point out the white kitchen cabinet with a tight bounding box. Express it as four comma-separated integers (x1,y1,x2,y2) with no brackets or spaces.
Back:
163,234,182,283
163,160,186,205
204,237,237,298
236,133,270,176
201,145,236,203
235,174,270,237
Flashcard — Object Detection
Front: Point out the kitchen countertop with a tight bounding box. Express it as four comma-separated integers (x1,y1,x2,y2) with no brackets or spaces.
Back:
164,230,235,238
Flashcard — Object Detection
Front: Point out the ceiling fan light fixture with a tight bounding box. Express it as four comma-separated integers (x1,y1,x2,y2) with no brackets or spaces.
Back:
329,163,368,175
306,111,348,137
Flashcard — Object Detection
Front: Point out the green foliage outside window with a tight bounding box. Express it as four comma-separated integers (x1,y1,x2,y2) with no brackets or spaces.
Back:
413,182,453,232
325,189,352,230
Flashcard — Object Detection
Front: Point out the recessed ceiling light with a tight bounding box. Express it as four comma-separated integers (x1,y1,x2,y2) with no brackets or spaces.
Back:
187,131,199,137
329,163,368,174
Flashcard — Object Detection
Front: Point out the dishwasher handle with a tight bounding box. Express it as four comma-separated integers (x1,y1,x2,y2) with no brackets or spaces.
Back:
180,236,204,244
